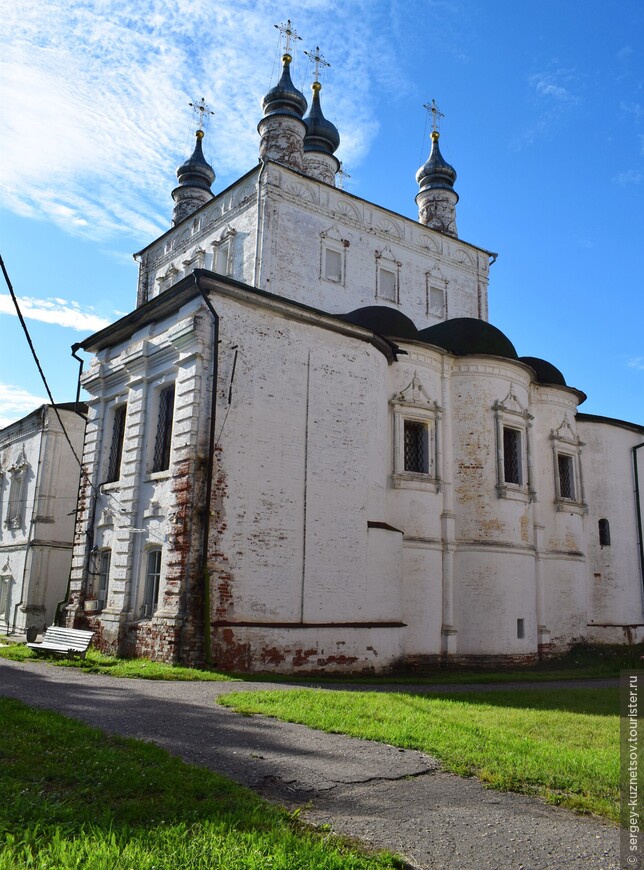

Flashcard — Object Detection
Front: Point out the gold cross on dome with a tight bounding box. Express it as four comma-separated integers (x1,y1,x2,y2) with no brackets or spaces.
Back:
189,97,214,131
423,99,444,133
274,19,302,54
304,46,330,82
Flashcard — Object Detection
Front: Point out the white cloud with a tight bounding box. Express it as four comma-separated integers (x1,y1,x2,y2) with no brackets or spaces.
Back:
0,0,387,242
0,293,112,331
0,383,47,429
628,357,644,371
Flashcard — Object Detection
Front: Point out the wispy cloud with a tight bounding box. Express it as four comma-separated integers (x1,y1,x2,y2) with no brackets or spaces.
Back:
0,383,47,429
0,0,390,243
614,170,643,185
0,294,112,331
628,357,644,371
511,67,580,150
529,70,579,104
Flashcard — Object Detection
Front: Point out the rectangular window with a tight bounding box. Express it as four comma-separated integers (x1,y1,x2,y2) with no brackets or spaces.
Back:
6,470,28,529
558,453,575,499
517,618,525,639
378,266,397,302
141,549,162,619
0,578,9,621
503,427,522,485
404,420,429,473
106,404,127,483
429,286,444,315
97,550,110,609
324,248,342,282
214,239,231,275
152,385,175,473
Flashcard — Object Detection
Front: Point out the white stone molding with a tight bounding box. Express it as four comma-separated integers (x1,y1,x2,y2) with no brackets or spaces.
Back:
426,266,449,317
493,386,535,501
375,246,402,303
320,225,348,286
390,372,442,492
550,414,587,513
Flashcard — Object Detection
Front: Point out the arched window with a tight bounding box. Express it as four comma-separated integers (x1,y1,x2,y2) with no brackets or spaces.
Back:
598,518,611,547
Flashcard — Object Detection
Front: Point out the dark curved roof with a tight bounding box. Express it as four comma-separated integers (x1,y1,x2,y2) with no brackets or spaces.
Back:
337,306,420,340
519,356,567,386
419,317,518,359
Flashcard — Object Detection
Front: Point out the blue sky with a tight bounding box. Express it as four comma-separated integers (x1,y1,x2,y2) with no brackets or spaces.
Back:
1,0,642,427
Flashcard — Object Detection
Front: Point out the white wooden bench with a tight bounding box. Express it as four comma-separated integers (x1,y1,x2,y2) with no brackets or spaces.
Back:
27,627,95,659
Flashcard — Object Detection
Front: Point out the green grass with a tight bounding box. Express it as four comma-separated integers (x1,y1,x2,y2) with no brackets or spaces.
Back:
0,698,401,869
0,637,631,685
220,686,620,821
0,641,236,681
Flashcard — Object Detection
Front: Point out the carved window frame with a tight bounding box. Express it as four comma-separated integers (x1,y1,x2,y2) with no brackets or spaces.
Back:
375,248,401,304
550,416,587,514
390,373,442,492
0,560,12,625
211,226,236,277
5,447,29,530
493,387,535,502
425,269,448,318
320,226,348,286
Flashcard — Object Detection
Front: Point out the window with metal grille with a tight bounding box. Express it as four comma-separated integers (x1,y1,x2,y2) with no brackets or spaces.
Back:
141,549,161,619
97,550,110,609
598,518,611,547
152,385,175,473
558,453,575,499
503,427,522,485
404,420,429,473
106,404,126,483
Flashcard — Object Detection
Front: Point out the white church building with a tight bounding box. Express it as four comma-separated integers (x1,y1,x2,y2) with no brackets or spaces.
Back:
64,40,644,671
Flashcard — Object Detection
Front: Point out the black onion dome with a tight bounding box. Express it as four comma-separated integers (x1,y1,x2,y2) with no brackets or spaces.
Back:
519,356,567,386
176,131,215,191
419,317,518,358
304,83,340,154
338,306,420,340
261,55,308,119
416,131,457,192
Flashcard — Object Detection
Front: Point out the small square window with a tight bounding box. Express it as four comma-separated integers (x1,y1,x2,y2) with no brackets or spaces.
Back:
557,454,575,500
404,420,429,473
378,266,397,302
324,248,342,282
503,427,522,485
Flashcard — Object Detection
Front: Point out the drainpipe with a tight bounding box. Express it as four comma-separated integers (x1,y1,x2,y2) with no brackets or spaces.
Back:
193,271,219,666
635,442,644,595
253,159,268,288
71,344,85,412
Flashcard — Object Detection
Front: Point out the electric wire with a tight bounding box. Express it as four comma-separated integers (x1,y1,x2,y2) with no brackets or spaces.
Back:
0,253,150,536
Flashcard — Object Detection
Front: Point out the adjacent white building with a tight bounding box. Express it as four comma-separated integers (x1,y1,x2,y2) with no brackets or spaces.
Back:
63,47,644,671
0,404,86,634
